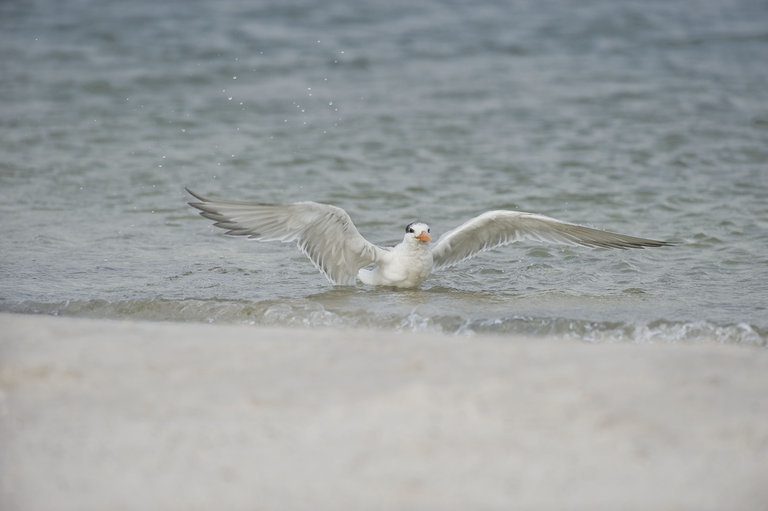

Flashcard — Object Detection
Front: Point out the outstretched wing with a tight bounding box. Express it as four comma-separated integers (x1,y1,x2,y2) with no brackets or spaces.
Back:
431,210,673,270
186,188,383,285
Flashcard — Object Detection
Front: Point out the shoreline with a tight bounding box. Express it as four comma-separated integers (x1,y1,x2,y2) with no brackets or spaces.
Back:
2,312,767,510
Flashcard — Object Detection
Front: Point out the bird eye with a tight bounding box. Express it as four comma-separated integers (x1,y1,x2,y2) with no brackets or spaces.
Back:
406,227,414,233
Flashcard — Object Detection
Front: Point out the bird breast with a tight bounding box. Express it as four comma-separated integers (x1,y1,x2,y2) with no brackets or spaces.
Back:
388,244,434,287
359,244,433,288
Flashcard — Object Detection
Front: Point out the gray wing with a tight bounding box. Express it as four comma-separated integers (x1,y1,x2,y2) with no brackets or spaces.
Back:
431,210,673,270
186,188,383,285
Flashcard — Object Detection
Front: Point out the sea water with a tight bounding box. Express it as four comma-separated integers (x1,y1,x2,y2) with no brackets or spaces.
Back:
2,0,767,344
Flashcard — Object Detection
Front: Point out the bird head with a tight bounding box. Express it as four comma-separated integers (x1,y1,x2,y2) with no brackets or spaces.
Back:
405,222,432,243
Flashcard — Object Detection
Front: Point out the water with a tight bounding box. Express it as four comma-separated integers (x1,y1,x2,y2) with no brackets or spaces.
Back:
2,0,767,345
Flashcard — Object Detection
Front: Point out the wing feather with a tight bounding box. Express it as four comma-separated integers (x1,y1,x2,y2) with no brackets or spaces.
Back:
186,188,382,285
431,210,673,270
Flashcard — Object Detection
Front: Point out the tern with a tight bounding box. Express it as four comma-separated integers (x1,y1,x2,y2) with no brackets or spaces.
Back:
187,188,673,289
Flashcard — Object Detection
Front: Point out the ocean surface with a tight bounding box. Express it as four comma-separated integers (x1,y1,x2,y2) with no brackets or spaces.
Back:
2,0,767,345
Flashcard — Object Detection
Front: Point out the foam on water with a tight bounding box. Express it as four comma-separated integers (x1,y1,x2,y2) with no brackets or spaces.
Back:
8,298,766,347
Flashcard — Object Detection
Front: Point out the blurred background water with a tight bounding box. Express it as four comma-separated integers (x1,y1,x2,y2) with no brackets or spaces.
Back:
1,0,767,344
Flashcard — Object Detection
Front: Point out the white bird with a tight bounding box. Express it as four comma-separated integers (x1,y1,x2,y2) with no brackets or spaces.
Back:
186,188,673,289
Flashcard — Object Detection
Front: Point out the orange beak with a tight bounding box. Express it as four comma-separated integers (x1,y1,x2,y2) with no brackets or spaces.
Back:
415,231,432,242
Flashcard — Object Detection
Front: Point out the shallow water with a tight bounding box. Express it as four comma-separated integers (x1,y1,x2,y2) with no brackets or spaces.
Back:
2,0,767,344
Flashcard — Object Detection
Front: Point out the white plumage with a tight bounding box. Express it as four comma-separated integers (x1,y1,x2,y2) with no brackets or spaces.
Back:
187,188,673,289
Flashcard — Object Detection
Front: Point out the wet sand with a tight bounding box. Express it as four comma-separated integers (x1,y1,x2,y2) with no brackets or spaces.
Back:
1,312,767,510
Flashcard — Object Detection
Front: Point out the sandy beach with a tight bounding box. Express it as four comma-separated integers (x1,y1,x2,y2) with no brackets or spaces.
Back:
1,312,766,510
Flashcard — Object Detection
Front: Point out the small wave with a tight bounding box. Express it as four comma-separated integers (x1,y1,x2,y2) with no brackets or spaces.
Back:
4,299,765,347
460,316,766,346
